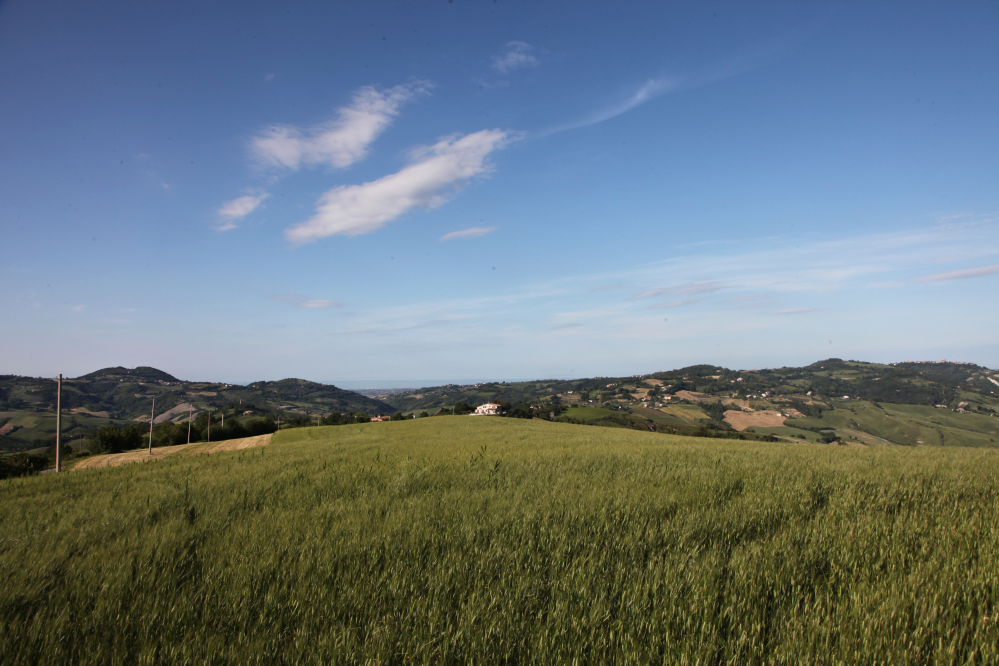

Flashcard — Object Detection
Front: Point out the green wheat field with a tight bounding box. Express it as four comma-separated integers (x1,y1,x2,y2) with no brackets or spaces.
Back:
2,417,998,664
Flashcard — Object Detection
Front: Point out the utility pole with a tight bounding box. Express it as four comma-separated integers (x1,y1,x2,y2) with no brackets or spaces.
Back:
207,411,211,442
148,398,154,455
55,374,62,473
187,407,192,444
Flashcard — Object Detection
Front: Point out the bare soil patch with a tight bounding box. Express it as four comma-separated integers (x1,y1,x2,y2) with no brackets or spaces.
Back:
724,410,787,431
675,390,715,403
0,423,14,436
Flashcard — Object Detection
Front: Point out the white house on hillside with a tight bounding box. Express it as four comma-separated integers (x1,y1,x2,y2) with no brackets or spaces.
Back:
472,403,503,416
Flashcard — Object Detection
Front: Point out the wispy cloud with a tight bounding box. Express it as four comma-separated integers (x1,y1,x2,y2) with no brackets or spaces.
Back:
283,220,998,374
491,42,538,74
770,308,818,315
251,81,431,171
298,300,341,309
440,226,496,242
216,193,270,231
916,264,999,281
629,282,723,300
647,298,705,309
270,294,340,309
543,77,680,135
285,129,515,243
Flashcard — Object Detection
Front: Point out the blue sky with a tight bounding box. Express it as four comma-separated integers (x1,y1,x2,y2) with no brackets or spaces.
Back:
2,1,997,385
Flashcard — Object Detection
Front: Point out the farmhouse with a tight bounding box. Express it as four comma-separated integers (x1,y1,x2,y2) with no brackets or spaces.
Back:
472,403,503,416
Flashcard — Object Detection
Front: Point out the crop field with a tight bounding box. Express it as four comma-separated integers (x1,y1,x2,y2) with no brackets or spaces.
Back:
787,402,999,449
2,417,998,664
740,425,825,443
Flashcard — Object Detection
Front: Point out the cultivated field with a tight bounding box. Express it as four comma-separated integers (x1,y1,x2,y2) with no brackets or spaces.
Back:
1,418,998,663
72,434,273,470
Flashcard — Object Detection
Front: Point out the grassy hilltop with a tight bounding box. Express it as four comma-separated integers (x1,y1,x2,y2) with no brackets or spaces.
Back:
2,417,998,663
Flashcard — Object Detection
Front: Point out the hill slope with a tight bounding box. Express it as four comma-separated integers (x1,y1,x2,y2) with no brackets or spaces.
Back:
2,418,997,662
0,368,393,452
381,358,999,447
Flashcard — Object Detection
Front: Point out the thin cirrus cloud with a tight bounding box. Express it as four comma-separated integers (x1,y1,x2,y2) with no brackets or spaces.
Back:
628,282,724,300
297,300,341,309
251,81,431,171
916,264,999,281
542,77,680,136
440,226,496,242
285,129,515,244
270,294,340,308
769,308,818,315
647,298,705,309
491,41,538,74
216,193,270,231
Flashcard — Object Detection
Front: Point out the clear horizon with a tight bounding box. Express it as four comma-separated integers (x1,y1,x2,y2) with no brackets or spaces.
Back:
3,1,997,380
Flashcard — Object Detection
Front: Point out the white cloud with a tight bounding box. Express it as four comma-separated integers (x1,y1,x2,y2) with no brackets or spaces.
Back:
440,226,496,242
542,77,680,135
285,129,514,244
298,300,341,309
491,42,538,74
216,193,270,231
252,81,431,171
916,264,999,281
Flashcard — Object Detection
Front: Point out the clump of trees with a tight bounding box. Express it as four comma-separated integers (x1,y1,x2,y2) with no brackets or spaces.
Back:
506,401,565,420
87,415,279,453
0,452,51,479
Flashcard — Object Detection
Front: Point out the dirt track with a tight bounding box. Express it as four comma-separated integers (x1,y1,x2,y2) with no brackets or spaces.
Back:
73,434,272,470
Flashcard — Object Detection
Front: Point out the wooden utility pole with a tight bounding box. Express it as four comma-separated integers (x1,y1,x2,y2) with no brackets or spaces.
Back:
148,398,154,455
55,374,62,473
207,411,211,442
187,407,192,444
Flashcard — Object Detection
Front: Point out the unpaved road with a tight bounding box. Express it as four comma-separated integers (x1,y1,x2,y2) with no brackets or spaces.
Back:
73,433,272,470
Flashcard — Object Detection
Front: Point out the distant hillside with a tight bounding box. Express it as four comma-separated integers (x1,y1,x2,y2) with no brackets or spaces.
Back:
80,366,180,383
0,368,393,453
381,359,999,447
3,359,996,454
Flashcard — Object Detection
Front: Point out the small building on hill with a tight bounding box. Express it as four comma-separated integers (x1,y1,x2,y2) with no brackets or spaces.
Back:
472,403,503,416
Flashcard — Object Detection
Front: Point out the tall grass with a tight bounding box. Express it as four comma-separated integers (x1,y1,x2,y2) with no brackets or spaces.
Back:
1,418,997,664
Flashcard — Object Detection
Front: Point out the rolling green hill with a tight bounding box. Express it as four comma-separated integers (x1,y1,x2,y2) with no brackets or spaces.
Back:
380,358,999,448
0,369,393,453
2,418,997,662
